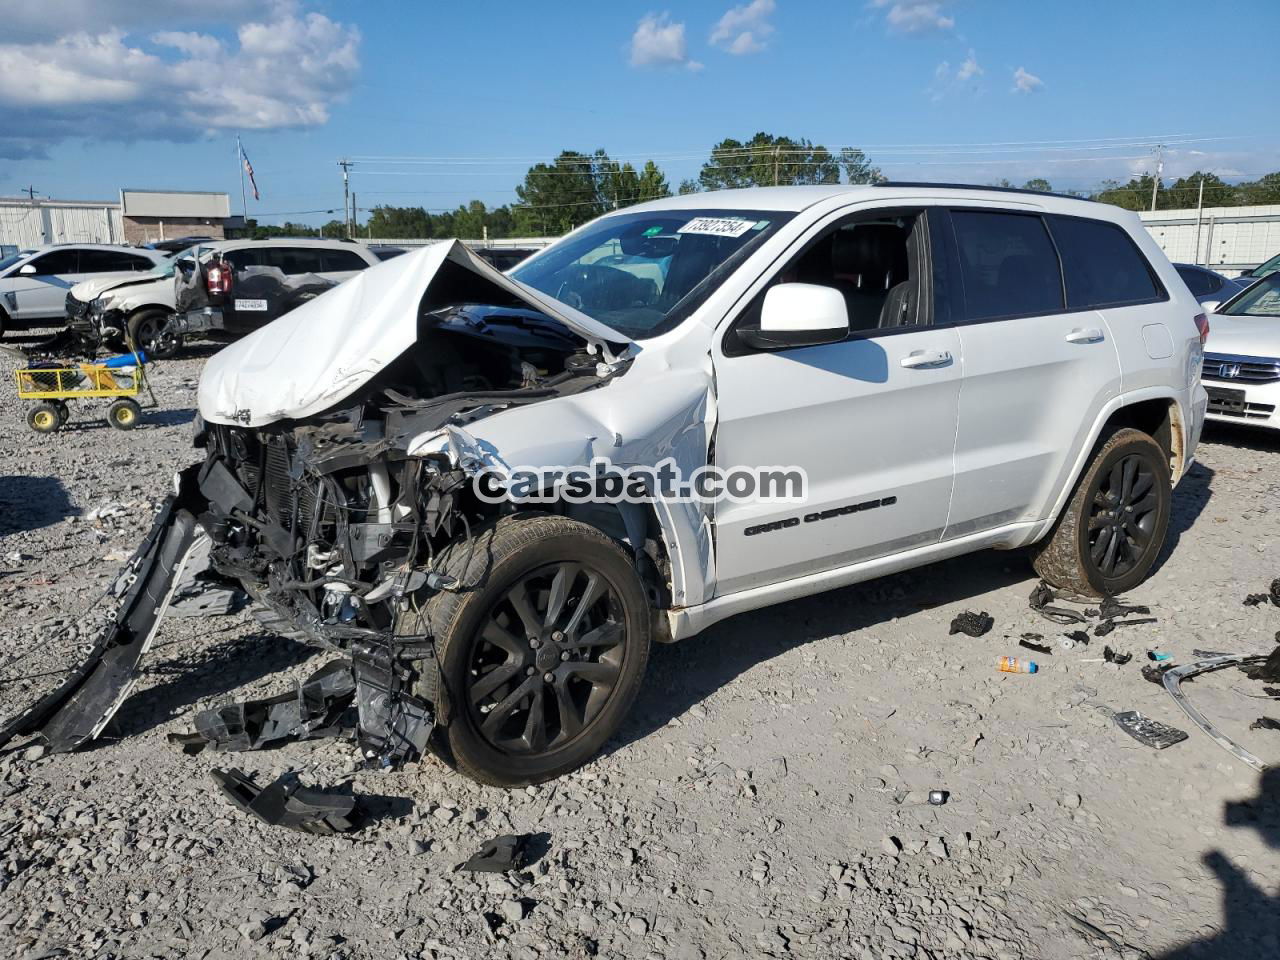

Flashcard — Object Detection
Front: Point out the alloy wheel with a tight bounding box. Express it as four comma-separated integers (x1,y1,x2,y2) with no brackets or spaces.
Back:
1087,453,1158,578
465,561,625,755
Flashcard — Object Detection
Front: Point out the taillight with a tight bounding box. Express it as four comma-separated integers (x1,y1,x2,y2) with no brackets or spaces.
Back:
206,260,232,296
1193,313,1209,346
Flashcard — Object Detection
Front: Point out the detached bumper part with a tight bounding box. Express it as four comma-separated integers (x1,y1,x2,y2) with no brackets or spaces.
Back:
352,639,435,768
210,768,362,835
0,490,200,753
1163,653,1271,772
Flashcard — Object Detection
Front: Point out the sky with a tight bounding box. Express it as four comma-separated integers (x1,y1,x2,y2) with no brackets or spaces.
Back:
1,0,1277,226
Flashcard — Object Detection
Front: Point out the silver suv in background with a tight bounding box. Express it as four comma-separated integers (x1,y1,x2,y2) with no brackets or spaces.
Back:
0,244,166,338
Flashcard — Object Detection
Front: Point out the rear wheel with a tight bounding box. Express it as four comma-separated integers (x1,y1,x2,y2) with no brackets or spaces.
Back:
410,514,652,787
1031,427,1171,596
52,400,70,426
27,402,61,433
106,398,142,431
127,309,180,359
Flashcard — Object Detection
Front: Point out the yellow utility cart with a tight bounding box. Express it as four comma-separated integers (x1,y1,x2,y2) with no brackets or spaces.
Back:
15,349,157,433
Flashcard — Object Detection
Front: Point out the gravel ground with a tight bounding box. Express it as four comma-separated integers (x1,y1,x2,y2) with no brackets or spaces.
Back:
1,324,1278,960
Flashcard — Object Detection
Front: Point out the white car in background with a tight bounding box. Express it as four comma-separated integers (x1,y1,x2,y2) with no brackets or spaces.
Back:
0,244,166,338
1200,273,1280,429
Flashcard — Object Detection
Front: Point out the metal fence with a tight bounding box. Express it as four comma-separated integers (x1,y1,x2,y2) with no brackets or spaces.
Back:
0,199,123,248
1139,205,1280,276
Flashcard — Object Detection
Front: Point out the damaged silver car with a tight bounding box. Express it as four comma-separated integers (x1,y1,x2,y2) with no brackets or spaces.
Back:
3,185,1208,786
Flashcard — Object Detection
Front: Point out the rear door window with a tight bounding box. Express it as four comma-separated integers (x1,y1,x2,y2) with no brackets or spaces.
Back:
1176,266,1216,297
950,211,1064,321
80,250,155,272
269,248,327,275
1046,215,1163,309
222,249,269,270
320,249,371,272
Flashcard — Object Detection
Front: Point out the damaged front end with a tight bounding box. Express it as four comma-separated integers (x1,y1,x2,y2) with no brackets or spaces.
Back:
1,241,632,771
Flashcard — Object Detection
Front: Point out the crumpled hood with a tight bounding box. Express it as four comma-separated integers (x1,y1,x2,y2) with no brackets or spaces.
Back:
1205,311,1280,358
70,275,150,302
198,240,631,428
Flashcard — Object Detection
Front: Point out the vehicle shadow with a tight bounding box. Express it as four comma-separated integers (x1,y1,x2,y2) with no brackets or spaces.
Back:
102,629,319,742
608,549,1029,756
143,407,196,428
1151,460,1215,578
0,475,77,535
1152,768,1279,959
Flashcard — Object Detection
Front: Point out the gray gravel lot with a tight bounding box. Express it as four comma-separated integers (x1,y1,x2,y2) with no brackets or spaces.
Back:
1,325,1278,959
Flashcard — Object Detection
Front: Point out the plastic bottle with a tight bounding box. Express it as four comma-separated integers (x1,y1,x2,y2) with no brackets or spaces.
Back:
998,656,1038,674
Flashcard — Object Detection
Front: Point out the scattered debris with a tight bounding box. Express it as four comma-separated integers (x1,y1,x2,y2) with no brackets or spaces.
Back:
1099,597,1151,619
1103,646,1133,665
167,660,356,754
1249,717,1280,732
927,790,948,806
1019,636,1053,655
1243,579,1280,607
1028,582,1090,624
456,834,533,873
1147,651,1172,662
949,611,994,637
210,768,362,835
1113,711,1188,750
1094,617,1157,637
1163,654,1271,772
1142,663,1173,684
1242,646,1280,683
1066,630,1091,647
998,656,1037,674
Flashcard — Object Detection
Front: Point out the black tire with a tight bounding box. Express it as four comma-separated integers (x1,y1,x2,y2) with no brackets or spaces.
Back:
106,397,142,431
407,514,652,787
51,400,70,427
127,309,180,360
1031,426,1171,597
26,402,61,433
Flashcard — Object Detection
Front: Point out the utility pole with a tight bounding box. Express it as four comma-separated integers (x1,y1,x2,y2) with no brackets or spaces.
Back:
22,185,37,202
773,145,781,187
1149,143,1165,212
351,192,357,235
337,159,354,237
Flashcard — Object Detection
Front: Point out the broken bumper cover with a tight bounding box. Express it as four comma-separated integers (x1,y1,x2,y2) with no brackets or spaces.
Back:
0,471,202,752
173,307,226,336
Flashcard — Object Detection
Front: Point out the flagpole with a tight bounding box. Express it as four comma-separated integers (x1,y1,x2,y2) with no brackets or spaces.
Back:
237,135,248,221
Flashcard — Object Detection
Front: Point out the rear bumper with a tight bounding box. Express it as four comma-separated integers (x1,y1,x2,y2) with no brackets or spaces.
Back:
173,307,226,336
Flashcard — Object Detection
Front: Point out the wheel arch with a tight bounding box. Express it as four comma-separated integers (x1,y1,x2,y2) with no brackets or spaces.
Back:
1034,388,1187,543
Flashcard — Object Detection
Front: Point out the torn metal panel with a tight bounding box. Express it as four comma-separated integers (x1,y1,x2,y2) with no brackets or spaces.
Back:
197,240,632,428
0,492,199,753
1163,654,1272,772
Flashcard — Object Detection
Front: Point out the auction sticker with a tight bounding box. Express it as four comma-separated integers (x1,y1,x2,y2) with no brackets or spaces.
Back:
677,217,755,238
234,299,268,311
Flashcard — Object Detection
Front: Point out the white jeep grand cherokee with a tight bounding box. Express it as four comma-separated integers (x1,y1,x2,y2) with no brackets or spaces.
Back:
13,184,1209,786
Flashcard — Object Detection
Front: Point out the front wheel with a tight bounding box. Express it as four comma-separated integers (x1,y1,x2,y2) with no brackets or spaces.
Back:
127,309,180,360
1031,427,1171,596
411,514,652,787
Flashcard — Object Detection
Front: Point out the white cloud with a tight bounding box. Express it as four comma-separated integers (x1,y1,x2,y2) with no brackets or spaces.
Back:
0,2,359,158
871,1,955,33
710,0,776,54
1011,66,1043,94
630,13,701,70
957,50,982,81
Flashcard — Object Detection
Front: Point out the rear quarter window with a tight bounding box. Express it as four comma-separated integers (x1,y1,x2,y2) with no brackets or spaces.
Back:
1046,215,1163,309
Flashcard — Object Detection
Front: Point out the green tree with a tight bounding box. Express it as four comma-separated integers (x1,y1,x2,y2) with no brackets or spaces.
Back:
678,178,700,195
1163,172,1236,209
1239,172,1280,205
698,133,841,190
514,150,607,235
366,205,434,238
839,147,885,184
1094,176,1155,211
635,160,671,203
1022,178,1053,193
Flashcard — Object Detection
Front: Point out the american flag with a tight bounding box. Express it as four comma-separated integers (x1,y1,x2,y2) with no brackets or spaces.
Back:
241,143,260,201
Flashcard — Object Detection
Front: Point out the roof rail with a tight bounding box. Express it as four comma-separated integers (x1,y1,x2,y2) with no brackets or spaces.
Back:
875,181,1096,203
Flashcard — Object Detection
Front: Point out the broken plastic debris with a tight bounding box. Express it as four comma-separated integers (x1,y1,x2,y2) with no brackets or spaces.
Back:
1244,579,1280,607
1147,651,1173,662
1163,654,1271,772
1250,717,1280,732
1103,646,1133,665
455,834,531,873
1141,663,1173,684
1028,582,1089,624
1018,635,1052,655
1099,597,1151,619
167,659,356,754
209,767,362,835
927,790,948,806
1242,646,1280,684
949,611,994,638
1094,617,1156,638
1113,711,1188,750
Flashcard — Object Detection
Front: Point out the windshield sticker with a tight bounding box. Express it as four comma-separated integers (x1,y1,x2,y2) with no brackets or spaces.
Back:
678,217,756,239
642,225,665,237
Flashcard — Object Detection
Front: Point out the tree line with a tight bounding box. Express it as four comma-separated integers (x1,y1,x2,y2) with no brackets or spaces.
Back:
249,134,1280,239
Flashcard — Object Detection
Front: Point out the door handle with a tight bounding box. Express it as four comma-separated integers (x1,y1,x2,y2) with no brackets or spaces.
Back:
1065,327,1105,344
900,349,953,369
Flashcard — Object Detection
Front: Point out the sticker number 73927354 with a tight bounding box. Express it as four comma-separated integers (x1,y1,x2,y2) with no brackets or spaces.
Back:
677,217,756,239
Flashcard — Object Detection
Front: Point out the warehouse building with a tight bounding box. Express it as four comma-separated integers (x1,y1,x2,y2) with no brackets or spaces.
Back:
0,189,244,249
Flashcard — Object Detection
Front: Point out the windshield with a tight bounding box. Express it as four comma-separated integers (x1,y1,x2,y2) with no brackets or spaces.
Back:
510,208,794,339
0,251,32,273
1250,252,1280,279
1222,274,1280,317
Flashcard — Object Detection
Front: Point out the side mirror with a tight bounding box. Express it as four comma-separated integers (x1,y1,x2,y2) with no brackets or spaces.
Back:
740,282,850,350
18,263,36,275
1201,300,1220,314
